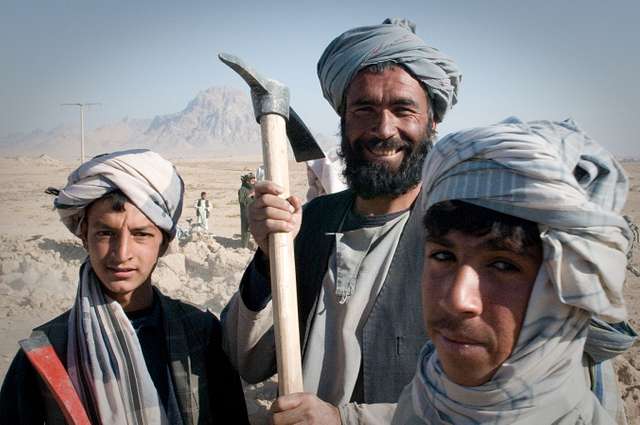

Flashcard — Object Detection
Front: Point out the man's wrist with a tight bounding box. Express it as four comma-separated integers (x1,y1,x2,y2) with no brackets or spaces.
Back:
254,248,270,277
240,250,272,311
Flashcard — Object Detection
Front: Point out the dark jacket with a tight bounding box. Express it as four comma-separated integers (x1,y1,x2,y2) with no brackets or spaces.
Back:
0,290,249,425
236,189,427,403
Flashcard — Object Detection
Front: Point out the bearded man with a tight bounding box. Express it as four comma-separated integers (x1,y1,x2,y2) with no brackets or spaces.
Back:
221,18,461,424
0,149,248,424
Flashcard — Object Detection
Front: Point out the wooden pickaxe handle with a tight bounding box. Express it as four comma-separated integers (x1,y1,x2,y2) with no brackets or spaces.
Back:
260,114,304,395
218,53,319,395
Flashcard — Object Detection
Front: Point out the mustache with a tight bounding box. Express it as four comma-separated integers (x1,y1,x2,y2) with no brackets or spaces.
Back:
427,316,488,344
355,136,412,152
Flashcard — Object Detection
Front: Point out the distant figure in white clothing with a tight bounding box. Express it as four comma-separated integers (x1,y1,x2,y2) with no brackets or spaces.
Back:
305,147,348,202
255,164,266,182
194,191,211,232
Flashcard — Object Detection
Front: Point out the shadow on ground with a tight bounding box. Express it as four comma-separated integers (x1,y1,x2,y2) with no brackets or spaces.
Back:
38,238,86,262
214,235,244,249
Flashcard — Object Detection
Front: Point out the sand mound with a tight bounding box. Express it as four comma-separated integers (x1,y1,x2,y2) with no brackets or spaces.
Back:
0,235,254,318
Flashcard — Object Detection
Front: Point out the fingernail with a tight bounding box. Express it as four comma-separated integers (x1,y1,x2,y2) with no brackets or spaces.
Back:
288,205,295,213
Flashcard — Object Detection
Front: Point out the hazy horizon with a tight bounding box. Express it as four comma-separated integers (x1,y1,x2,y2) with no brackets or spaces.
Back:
2,0,639,156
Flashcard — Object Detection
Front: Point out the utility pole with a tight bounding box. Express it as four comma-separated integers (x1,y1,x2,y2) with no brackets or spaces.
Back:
61,102,101,163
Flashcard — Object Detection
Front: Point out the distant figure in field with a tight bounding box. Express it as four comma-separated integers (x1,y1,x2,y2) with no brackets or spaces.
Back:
256,164,266,182
305,146,348,202
194,191,212,232
238,173,256,248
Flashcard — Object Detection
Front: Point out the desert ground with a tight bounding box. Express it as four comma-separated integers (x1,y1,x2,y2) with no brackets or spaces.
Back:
0,155,638,423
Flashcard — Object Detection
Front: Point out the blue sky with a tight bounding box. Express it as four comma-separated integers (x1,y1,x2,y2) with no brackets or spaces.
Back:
1,0,639,156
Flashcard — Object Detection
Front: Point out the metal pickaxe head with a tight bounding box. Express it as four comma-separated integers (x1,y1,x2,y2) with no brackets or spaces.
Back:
218,53,325,162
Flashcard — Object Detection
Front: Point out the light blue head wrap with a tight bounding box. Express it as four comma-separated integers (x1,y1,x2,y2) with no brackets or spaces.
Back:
402,117,635,425
317,18,462,122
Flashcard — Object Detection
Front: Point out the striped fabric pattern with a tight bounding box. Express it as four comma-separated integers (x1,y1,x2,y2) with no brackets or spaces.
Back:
67,262,168,424
55,148,184,240
409,118,631,424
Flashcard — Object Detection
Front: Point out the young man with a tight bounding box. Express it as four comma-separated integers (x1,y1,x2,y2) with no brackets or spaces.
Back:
222,18,461,424
238,173,256,248
392,118,636,424
0,149,249,424
195,191,212,232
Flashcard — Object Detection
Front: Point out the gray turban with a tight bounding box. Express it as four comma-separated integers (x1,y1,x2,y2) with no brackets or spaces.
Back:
55,149,184,240
317,18,462,122
405,117,636,424
422,117,630,321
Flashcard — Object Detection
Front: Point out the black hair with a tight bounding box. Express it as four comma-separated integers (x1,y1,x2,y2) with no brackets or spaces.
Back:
424,200,541,252
358,61,436,126
97,189,129,212
336,61,438,199
83,189,169,244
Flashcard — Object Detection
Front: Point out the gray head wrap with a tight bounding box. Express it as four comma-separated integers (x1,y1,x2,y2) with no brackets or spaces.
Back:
423,117,630,320
403,117,634,425
55,149,185,240
317,18,462,122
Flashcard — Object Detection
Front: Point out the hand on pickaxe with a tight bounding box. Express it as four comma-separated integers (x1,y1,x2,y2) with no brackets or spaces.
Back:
219,53,323,396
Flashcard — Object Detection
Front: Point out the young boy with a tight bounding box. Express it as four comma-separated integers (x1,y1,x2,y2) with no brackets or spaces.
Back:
393,118,636,424
0,149,249,424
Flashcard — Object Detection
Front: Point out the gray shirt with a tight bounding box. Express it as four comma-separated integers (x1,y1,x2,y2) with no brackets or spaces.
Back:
304,211,410,407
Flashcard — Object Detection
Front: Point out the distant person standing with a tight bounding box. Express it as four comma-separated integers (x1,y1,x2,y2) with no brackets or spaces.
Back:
256,164,266,182
305,146,347,202
194,191,212,232
238,173,256,248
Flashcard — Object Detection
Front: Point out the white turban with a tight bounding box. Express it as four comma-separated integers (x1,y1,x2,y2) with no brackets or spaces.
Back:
55,149,184,240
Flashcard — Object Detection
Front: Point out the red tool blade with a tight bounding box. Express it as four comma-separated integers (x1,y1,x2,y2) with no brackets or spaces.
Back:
20,331,92,425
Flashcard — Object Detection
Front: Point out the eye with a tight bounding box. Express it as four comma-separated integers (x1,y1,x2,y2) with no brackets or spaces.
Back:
489,260,520,272
95,230,113,237
351,106,376,116
429,250,455,262
393,106,416,117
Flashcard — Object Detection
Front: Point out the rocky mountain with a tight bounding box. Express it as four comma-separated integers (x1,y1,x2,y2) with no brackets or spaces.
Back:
0,87,266,160
144,87,262,156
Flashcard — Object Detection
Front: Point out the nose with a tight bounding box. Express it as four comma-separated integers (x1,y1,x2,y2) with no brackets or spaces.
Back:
372,109,398,141
442,265,483,317
111,234,132,263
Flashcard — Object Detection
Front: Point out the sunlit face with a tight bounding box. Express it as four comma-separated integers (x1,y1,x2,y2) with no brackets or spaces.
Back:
343,65,432,172
422,230,542,386
341,66,435,198
83,198,165,303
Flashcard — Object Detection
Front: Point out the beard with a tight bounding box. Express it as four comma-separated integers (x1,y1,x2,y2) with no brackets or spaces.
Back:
339,124,435,200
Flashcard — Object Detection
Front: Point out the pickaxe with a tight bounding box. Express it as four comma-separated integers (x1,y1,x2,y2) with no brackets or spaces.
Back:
20,331,91,425
218,53,324,395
